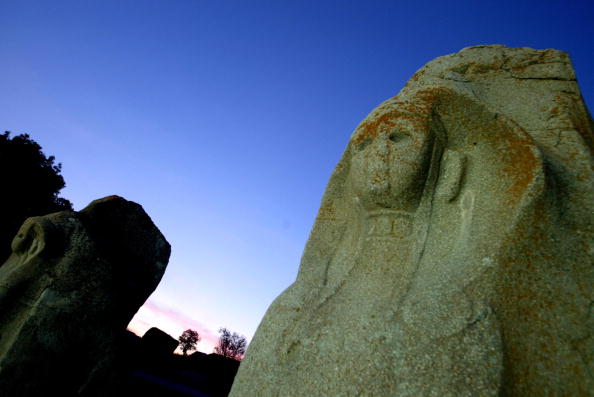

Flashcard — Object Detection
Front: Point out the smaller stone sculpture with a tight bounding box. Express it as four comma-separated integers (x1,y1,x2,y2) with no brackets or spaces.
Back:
0,196,170,396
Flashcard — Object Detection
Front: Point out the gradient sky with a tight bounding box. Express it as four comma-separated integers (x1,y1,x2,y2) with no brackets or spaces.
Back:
1,1,593,353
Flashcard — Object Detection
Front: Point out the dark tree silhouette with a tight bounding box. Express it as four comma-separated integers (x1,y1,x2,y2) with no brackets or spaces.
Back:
178,329,201,356
0,131,72,263
214,327,247,360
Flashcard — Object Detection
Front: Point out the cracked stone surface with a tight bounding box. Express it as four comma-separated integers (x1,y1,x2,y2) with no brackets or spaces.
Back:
230,46,594,396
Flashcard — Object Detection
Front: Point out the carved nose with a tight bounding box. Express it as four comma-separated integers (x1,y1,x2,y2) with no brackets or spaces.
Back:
367,139,390,186
370,136,390,156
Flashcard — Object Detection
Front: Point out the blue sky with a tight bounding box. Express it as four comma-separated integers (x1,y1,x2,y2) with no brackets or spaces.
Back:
1,0,593,352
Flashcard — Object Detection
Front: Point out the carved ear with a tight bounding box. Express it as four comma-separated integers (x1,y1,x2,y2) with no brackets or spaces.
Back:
436,149,466,202
10,218,47,264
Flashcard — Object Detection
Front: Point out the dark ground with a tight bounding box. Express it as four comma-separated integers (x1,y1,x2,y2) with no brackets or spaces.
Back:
116,331,240,397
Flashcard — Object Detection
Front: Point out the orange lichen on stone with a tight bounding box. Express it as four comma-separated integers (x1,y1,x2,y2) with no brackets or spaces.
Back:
498,125,539,206
316,201,337,221
553,94,594,152
352,112,397,144
405,69,426,87
351,88,447,146
352,110,429,145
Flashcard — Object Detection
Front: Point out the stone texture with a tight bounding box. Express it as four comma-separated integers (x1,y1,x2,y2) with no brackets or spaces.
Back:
0,195,170,396
230,46,594,396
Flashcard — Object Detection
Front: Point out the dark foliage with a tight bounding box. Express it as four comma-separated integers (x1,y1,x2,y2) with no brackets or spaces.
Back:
214,328,247,361
178,329,201,356
0,131,72,262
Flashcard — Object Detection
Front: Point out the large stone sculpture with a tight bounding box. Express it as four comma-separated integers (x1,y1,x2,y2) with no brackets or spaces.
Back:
0,196,170,396
230,45,594,396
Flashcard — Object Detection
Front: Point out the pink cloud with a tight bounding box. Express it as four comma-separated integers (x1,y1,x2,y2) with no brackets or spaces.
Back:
128,299,219,353
127,317,152,336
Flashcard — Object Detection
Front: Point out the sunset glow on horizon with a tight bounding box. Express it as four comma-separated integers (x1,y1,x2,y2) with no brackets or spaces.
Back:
128,299,221,354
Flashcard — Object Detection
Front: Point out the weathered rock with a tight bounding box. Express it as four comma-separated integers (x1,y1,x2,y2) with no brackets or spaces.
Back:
142,327,179,356
0,195,170,396
230,46,594,396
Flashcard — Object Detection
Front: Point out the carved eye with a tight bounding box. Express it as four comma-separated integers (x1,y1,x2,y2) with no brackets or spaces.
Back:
388,132,407,143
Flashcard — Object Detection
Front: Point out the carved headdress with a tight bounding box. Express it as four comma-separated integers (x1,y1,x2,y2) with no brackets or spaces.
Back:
231,46,594,396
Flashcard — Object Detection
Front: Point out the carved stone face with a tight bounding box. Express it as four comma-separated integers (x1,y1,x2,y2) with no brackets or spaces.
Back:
349,107,435,213
0,196,171,396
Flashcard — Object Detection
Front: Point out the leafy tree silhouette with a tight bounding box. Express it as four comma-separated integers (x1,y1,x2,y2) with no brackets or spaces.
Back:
0,131,72,263
214,327,247,360
178,329,201,356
